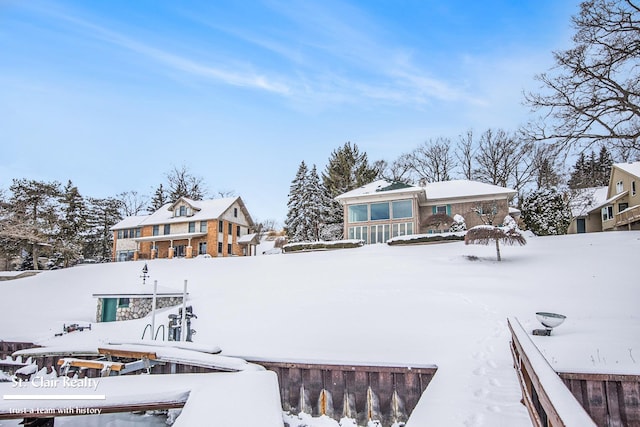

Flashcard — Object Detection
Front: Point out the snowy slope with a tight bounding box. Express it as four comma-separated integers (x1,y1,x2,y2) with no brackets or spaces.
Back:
0,231,639,426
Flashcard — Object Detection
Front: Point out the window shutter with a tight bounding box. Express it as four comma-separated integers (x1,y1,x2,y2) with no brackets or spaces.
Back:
432,206,437,214
447,205,452,216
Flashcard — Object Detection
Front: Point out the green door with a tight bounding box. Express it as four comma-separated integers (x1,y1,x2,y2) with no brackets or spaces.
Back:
101,298,117,322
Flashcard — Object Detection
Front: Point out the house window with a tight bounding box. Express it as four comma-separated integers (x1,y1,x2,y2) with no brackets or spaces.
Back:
217,242,223,254
218,221,223,232
117,230,123,239
616,181,624,194
198,242,207,255
153,225,159,236
118,298,130,308
179,206,186,216
435,205,448,215
392,222,414,238
236,226,241,237
227,243,232,254
188,222,195,233
392,200,413,219
228,223,233,234
200,221,207,232
370,224,390,244
347,226,368,243
602,206,614,221
135,228,141,238
234,208,238,217
633,181,637,196
164,224,171,235
348,205,368,222
619,203,629,212
370,202,390,221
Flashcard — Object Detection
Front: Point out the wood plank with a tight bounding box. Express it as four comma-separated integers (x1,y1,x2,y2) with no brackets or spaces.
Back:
585,380,607,426
621,381,640,424
605,381,623,427
97,348,157,360
57,358,124,371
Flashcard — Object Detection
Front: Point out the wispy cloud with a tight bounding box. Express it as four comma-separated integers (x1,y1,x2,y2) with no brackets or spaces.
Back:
24,3,291,96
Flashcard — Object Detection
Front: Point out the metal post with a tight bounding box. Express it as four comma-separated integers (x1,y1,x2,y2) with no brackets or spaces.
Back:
151,280,158,340
181,280,188,342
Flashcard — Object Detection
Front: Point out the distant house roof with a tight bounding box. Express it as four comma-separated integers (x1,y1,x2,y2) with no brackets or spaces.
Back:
613,161,640,178
569,187,609,217
111,197,254,230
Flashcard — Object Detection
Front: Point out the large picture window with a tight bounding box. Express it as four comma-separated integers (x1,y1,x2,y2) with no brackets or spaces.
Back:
392,200,412,219
370,203,390,221
348,205,368,222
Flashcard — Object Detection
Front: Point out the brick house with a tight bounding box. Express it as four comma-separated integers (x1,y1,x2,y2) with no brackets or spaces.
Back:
111,196,255,261
335,179,517,244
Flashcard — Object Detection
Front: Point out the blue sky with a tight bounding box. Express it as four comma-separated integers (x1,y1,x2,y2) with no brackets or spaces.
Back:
0,0,580,223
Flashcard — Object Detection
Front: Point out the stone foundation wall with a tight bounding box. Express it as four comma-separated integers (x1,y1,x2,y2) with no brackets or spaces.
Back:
116,297,184,321
96,297,184,322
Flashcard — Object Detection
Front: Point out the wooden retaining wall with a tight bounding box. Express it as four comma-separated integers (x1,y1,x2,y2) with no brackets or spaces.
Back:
559,372,640,427
248,358,437,426
508,318,597,427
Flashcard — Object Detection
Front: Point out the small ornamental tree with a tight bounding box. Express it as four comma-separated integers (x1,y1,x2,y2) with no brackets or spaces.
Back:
422,213,453,232
464,216,526,261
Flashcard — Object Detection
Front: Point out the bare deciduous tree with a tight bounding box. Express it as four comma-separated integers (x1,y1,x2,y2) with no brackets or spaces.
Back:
524,0,640,159
456,129,476,180
407,137,454,183
117,190,148,216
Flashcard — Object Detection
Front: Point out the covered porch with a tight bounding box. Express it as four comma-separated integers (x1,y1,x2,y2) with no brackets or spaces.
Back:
133,232,207,260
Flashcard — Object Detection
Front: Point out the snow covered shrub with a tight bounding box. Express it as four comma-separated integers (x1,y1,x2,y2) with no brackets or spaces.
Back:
521,188,571,236
449,214,466,232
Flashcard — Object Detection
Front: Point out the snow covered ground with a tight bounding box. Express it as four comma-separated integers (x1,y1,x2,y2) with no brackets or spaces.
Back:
0,231,639,426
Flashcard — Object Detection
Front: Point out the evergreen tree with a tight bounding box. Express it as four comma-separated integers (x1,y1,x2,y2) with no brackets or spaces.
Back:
57,180,87,267
85,197,122,262
148,184,168,212
285,161,309,242
596,146,614,186
306,165,331,242
322,142,380,240
8,179,61,270
568,152,588,189
521,188,572,236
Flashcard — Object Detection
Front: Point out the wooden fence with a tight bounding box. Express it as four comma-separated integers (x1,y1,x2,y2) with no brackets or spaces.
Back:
248,358,437,426
508,318,597,427
559,372,640,427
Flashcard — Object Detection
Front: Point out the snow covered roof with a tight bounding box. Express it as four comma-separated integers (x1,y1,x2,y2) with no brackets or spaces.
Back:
335,179,515,203
335,180,423,201
569,187,609,217
92,282,187,298
614,161,640,178
112,197,252,230
112,214,150,229
423,180,516,201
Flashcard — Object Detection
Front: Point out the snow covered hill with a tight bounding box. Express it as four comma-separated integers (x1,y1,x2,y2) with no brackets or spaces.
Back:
1,231,639,426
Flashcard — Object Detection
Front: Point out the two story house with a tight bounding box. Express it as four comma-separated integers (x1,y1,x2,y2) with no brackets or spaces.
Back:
111,196,255,261
335,179,517,244
597,162,640,231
